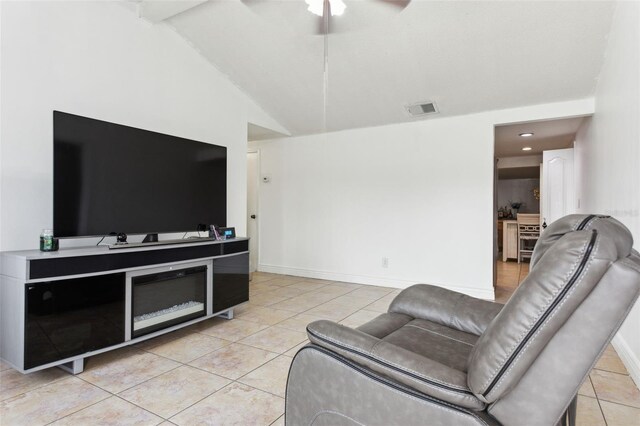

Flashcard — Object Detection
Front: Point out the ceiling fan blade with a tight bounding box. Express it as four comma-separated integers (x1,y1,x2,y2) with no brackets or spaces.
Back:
241,0,408,36
240,0,264,7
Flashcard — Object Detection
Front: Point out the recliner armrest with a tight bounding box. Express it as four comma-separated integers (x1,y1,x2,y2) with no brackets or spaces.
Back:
306,320,485,410
389,284,503,336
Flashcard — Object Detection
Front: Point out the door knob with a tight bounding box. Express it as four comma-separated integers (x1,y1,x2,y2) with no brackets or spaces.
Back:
250,215,256,219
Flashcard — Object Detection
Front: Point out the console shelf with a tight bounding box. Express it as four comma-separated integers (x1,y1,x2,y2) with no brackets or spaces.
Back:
0,238,249,374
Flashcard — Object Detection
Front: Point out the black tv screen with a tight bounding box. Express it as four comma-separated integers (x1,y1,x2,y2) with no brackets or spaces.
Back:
54,111,227,238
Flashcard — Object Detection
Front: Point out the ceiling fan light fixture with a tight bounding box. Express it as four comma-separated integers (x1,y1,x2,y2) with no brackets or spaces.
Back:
305,0,346,17
329,0,346,16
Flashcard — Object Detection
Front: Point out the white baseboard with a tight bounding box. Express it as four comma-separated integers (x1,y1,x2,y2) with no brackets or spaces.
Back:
612,333,640,389
257,263,496,300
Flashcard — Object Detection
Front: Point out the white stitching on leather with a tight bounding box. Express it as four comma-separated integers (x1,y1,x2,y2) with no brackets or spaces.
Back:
309,327,376,354
404,324,474,347
303,349,490,426
581,216,598,231
571,218,580,230
487,235,601,399
309,410,367,426
478,235,590,390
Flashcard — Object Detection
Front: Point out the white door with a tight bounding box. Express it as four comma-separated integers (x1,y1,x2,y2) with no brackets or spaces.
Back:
542,148,575,227
247,151,259,273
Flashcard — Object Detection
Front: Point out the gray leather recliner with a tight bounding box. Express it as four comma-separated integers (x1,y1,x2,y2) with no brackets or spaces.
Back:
285,214,640,426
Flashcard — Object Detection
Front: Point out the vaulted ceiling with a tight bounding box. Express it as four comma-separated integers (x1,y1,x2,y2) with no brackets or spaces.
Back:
129,0,615,137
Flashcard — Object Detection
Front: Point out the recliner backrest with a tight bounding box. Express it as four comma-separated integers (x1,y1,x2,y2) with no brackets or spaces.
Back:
531,215,633,269
466,215,640,409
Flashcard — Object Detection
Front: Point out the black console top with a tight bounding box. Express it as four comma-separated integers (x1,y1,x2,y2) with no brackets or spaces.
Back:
18,239,249,280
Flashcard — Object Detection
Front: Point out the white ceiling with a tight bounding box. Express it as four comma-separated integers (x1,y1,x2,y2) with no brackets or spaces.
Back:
132,0,615,137
494,116,586,157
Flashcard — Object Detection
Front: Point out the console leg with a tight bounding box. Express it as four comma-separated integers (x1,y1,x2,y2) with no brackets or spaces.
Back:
58,358,84,375
218,308,234,320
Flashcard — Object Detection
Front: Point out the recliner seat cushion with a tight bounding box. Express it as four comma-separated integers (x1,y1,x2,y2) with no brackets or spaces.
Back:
382,319,477,372
307,316,486,410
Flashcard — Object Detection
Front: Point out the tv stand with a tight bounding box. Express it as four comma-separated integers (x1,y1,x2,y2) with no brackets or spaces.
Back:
108,236,217,250
0,238,249,374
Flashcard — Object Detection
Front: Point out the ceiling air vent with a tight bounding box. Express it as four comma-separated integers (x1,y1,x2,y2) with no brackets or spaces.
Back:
405,101,438,117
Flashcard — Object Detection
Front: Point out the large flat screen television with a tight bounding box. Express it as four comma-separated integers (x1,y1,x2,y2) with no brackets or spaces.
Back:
54,111,227,238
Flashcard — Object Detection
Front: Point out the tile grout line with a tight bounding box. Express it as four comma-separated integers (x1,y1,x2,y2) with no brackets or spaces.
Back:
591,367,631,377
99,350,197,393
241,283,393,327
73,350,235,422
596,397,640,411
166,377,286,423
591,374,610,426
186,340,283,376
166,381,239,422
41,393,114,426
269,415,285,426
0,370,70,403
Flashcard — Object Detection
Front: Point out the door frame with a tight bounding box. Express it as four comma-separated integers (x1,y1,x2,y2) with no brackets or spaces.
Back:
247,150,261,274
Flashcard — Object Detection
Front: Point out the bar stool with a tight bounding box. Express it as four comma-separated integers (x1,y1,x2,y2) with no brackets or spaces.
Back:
517,214,541,263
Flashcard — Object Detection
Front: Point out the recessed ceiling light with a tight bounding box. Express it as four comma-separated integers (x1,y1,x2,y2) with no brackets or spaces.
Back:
522,147,532,151
519,132,534,137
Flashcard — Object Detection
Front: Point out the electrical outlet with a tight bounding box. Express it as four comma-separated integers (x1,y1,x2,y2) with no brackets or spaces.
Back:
382,257,389,268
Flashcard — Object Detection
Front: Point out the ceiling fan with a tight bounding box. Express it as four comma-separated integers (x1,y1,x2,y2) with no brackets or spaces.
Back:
239,0,411,131
241,0,411,35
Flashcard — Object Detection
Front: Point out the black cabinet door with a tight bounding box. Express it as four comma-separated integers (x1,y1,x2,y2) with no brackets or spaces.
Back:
212,253,249,313
25,274,125,369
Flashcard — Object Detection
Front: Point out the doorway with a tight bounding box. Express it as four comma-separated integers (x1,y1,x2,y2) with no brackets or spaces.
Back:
492,116,587,296
247,151,260,274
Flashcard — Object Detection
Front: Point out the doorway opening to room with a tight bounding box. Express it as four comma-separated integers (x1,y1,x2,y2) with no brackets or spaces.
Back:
246,122,288,280
493,116,588,301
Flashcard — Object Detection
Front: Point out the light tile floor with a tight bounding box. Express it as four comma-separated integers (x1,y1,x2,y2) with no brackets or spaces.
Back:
0,270,638,425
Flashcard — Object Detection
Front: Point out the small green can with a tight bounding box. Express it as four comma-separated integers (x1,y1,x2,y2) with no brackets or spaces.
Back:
40,229,58,252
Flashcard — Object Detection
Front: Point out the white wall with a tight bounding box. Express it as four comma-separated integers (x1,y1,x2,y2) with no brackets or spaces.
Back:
0,1,281,250
251,99,594,299
574,1,640,385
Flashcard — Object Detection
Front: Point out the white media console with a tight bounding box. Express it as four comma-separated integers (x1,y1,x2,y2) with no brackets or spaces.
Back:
0,238,249,374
